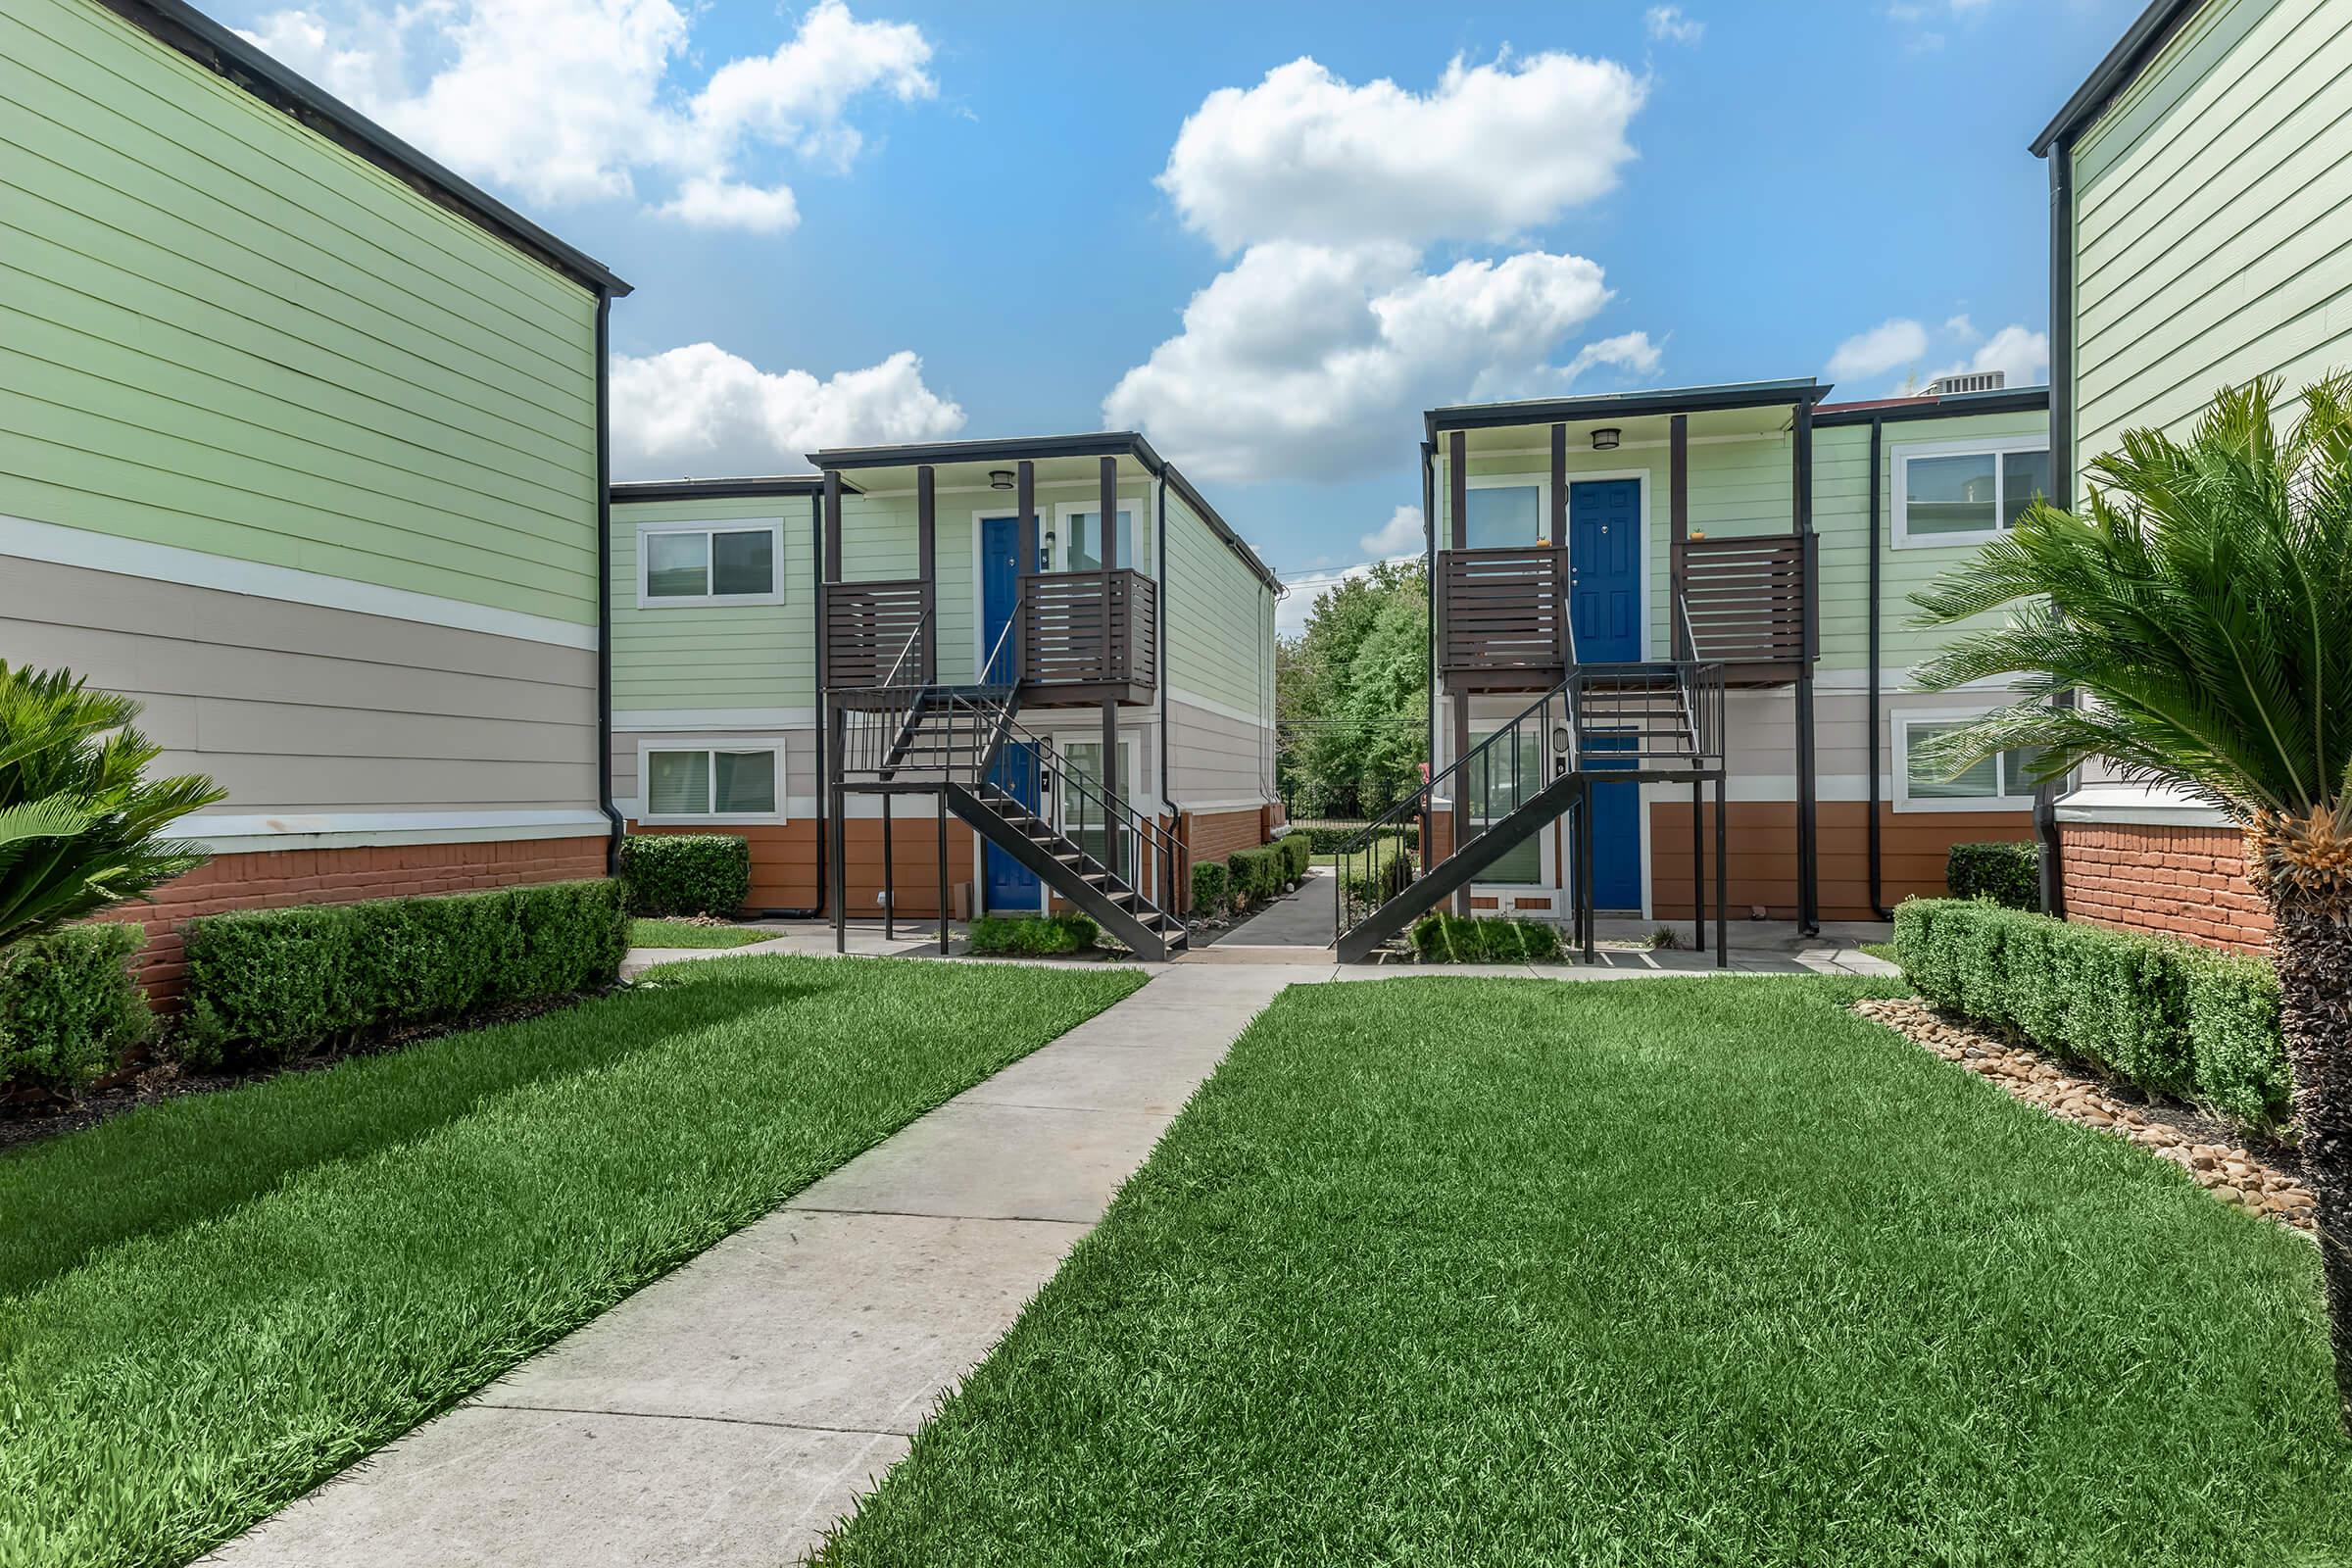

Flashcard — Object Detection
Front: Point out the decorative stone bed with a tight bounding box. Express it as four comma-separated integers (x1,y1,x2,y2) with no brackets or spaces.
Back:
1853,997,2316,1234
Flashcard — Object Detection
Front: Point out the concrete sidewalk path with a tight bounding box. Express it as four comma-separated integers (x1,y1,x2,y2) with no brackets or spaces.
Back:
202,963,1295,1568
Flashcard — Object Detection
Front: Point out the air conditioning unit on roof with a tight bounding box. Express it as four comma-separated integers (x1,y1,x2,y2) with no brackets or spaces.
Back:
1923,370,2005,397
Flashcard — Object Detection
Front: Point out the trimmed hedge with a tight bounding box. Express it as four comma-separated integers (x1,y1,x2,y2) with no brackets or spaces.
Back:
1293,820,1420,855
1228,846,1284,907
1411,912,1564,964
969,911,1098,956
1276,834,1312,883
618,834,751,918
1947,841,2041,910
0,922,150,1094
181,879,629,1069
1892,899,2291,1135
1191,861,1230,919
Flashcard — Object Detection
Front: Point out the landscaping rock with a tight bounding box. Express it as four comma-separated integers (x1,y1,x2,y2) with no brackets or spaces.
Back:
1850,997,2316,1236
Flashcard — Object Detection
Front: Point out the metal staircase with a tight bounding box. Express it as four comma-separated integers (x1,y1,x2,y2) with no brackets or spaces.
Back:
833,608,1189,959
1334,600,1728,964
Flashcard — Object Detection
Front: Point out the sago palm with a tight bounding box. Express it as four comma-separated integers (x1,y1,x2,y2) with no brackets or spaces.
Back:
1911,374,2352,1432
0,662,224,952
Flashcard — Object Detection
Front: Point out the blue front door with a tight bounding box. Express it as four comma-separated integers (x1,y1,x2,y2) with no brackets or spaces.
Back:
1570,479,1642,911
980,514,1022,683
978,515,1039,909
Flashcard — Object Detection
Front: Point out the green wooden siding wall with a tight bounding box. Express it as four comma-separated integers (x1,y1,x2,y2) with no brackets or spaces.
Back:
1,0,601,624
1435,406,2048,674
611,498,817,712
2070,0,2346,480
1163,486,1270,719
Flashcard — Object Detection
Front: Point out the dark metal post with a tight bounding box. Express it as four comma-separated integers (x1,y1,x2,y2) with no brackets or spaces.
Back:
1713,772,1728,968
1791,397,1820,936
1014,461,1036,686
831,786,847,955
1690,776,1703,951
937,789,950,954
882,806,894,941
1448,430,1471,916
1579,779,1596,965
1100,457,1119,845
915,464,937,681
824,470,847,952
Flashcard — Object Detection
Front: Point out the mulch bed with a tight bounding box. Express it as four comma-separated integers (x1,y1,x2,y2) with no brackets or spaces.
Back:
0,992,598,1152
1853,996,2315,1234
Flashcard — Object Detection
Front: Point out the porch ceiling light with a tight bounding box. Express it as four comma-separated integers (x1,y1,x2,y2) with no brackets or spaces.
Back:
1591,427,1622,451
989,468,1015,490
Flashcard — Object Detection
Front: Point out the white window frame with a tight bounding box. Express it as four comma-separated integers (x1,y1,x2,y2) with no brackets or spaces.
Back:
635,738,789,824
1050,498,1144,573
635,517,787,607
1889,435,2050,550
1889,709,2042,812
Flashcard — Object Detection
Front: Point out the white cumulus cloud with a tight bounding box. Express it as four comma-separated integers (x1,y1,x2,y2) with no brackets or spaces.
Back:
1103,243,1636,484
1827,318,1930,382
1158,52,1645,254
611,343,964,479
239,0,933,229
1925,323,2049,390
1360,504,1425,558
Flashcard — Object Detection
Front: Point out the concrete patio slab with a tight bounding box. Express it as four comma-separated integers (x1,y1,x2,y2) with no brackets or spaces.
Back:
200,1405,906,1568
959,1038,1233,1115
484,1210,1086,1435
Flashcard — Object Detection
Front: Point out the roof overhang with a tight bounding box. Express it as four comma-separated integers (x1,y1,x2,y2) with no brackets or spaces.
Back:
610,476,830,504
1426,379,1831,441
105,0,630,297
809,432,1280,593
2030,0,2206,157
1812,385,2051,427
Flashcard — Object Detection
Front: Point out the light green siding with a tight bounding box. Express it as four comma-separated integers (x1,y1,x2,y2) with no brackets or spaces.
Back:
1814,410,2049,672
2069,0,2347,481
1434,406,2048,672
611,498,817,713
1,0,601,623
1163,487,1270,720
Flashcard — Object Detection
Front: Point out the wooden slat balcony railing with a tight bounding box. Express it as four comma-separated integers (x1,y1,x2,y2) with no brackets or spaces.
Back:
825,577,931,690
1439,545,1568,677
1022,568,1156,697
1673,534,1814,684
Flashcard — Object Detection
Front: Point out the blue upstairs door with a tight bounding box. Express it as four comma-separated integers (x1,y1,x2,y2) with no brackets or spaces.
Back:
980,514,1023,684
1570,479,1642,912
977,515,1040,910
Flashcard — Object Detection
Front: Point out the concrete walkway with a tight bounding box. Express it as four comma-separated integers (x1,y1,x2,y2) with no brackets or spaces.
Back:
203,962,1295,1568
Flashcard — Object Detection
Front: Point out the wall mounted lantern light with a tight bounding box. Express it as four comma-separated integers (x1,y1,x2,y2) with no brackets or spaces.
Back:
988,468,1015,490
1591,428,1622,451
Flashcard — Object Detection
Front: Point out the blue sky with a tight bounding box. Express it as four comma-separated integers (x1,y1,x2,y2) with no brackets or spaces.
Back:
222,0,2136,624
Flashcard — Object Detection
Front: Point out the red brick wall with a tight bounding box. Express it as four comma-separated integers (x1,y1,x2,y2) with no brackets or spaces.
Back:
1187,806,1271,866
2057,821,2270,954
95,835,611,1001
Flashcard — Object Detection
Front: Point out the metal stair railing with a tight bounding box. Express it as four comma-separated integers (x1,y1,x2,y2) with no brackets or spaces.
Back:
1333,681,1581,945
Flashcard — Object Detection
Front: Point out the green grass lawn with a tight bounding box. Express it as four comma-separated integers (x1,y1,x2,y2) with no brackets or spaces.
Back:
629,916,769,949
0,954,1143,1568
816,976,2352,1567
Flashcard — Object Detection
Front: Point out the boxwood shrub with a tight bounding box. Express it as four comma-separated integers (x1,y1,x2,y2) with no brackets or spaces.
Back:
1227,846,1283,908
1946,841,2041,910
969,911,1098,956
181,879,628,1069
1892,898,2291,1135
1191,860,1230,919
1276,833,1311,882
618,833,751,918
1346,853,1413,911
1411,912,1564,964
0,922,151,1094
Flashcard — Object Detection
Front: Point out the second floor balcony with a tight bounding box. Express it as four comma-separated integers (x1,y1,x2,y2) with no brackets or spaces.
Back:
826,567,1157,708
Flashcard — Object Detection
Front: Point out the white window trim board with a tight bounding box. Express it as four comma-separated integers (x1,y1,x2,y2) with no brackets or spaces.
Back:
635,737,790,824
635,517,787,608
1888,434,2049,552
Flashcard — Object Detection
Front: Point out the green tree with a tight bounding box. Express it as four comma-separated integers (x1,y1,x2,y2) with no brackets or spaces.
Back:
1911,375,2352,1431
1279,561,1428,818
0,662,224,952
